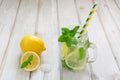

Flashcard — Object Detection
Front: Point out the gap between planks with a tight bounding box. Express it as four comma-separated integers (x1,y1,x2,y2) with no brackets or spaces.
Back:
114,0,120,10
34,0,40,35
55,0,66,80
92,0,120,71
104,0,120,32
0,0,3,7
0,0,22,78
31,0,61,80
30,0,44,79
54,0,63,80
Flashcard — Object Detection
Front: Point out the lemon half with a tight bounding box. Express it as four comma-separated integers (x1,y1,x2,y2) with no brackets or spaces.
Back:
20,51,40,71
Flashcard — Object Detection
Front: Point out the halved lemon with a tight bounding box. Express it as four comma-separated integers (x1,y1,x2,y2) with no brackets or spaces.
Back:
20,51,40,71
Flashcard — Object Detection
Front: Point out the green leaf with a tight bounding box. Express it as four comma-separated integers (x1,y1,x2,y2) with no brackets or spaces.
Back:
65,38,78,47
20,55,33,68
79,48,86,60
58,26,80,47
21,61,29,68
28,61,32,65
66,40,72,47
70,26,80,36
61,28,70,35
58,35,68,42
28,55,33,61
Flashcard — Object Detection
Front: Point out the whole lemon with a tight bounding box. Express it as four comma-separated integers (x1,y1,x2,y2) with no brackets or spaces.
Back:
20,34,46,55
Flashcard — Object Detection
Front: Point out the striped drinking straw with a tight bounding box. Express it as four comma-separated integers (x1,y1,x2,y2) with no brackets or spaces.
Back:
80,4,97,38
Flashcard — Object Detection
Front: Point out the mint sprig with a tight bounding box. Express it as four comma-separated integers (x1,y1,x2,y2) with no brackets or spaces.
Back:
58,26,80,47
21,55,33,68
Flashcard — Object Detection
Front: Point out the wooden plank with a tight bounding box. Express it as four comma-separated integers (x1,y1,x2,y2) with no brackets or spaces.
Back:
31,69,44,80
96,0,120,69
114,0,120,10
0,0,21,78
31,0,60,80
58,0,80,27
0,0,20,70
0,0,3,7
58,0,92,80
103,0,120,68
76,0,120,79
103,0,120,30
0,0,38,80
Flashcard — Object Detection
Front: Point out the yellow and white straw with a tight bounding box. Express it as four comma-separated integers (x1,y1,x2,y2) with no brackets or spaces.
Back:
80,4,97,38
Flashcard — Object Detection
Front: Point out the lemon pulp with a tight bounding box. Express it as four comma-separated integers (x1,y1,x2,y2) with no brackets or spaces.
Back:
21,51,40,71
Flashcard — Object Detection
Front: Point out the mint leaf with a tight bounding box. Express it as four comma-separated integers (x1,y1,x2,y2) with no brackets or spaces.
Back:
21,55,33,68
79,48,86,60
28,55,33,61
21,61,29,68
66,39,72,47
61,28,70,35
70,26,80,37
58,35,68,42
58,26,80,47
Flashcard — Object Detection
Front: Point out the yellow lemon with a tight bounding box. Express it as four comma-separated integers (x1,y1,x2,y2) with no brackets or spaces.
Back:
20,34,46,55
20,51,40,71
63,43,68,58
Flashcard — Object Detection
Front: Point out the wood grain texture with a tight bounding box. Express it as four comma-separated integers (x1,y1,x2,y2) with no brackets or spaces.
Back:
0,0,20,66
0,0,3,7
103,0,120,69
76,0,120,79
0,0,38,79
0,0,120,80
96,0,120,70
114,0,120,10
104,0,120,30
31,0,60,80
0,0,21,78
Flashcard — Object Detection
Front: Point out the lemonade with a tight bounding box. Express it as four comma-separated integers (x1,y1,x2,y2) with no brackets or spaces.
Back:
62,34,92,70
58,26,97,70
58,4,97,70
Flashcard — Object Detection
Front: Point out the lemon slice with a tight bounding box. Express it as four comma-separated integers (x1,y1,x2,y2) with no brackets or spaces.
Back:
65,47,86,70
20,51,40,71
62,43,68,58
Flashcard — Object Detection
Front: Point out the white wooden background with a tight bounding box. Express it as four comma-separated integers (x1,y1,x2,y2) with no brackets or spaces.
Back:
0,0,120,80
